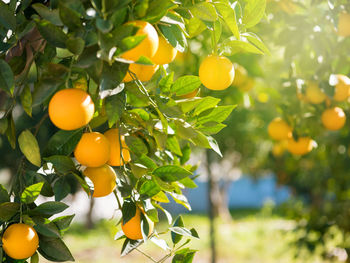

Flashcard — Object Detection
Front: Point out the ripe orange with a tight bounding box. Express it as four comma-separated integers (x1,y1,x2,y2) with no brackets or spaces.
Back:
104,128,131,166
123,63,159,82
2,223,39,259
287,137,314,156
180,89,199,99
122,207,154,240
268,118,293,140
152,36,177,65
238,78,255,92
305,82,326,104
232,64,248,87
121,21,159,62
48,89,95,130
83,164,117,197
272,140,288,157
321,107,346,131
199,55,235,90
338,12,350,37
74,132,110,167
334,74,350,102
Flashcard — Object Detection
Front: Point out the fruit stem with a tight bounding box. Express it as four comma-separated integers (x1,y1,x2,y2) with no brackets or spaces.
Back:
211,25,218,55
113,190,122,210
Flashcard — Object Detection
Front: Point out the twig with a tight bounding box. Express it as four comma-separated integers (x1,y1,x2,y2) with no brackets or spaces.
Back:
135,248,157,263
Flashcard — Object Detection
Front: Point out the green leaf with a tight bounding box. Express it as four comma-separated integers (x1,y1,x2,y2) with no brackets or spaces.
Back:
6,115,16,149
172,249,196,263
169,192,191,210
121,238,143,257
198,122,226,135
31,252,39,263
59,2,82,30
137,155,157,170
153,165,192,182
100,62,128,91
53,177,71,201
96,18,113,33
170,227,196,239
197,105,235,124
172,75,201,96
122,198,136,225
0,59,14,95
140,179,161,197
125,136,148,156
38,236,74,262
159,72,174,93
186,17,206,38
20,85,32,117
52,215,75,235
105,91,126,127
242,32,270,55
66,37,85,55
193,96,220,116
33,217,61,238
0,118,8,134
190,2,218,22
32,78,62,107
0,202,20,221
171,216,184,244
31,201,69,217
215,2,240,39
18,130,41,167
44,156,76,174
166,136,182,156
152,191,169,203
32,3,62,26
44,129,83,156
143,0,177,23
21,182,44,204
0,184,9,203
36,19,68,48
0,2,16,30
242,0,266,28
219,39,264,56
180,144,191,165
159,23,187,53
179,177,197,189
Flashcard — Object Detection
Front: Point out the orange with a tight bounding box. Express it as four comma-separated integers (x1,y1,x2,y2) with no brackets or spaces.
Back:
287,137,314,156
122,207,154,240
238,78,255,92
305,82,326,104
2,223,39,259
48,89,95,130
321,107,346,131
152,36,177,65
83,164,117,197
272,140,288,157
334,74,350,101
232,64,248,87
338,12,350,37
199,55,235,90
180,89,199,99
104,128,131,166
74,132,110,167
123,63,159,82
121,21,159,62
268,117,293,140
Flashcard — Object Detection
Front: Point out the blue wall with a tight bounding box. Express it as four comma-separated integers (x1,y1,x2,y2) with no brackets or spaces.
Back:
166,175,290,213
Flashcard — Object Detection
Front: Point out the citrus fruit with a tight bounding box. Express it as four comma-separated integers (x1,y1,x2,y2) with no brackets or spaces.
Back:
104,128,131,166
2,223,39,260
232,64,248,87
321,107,346,131
121,21,159,62
268,118,293,140
305,82,326,104
180,89,199,99
83,164,117,197
123,63,159,82
238,78,255,92
48,89,95,130
152,36,177,65
122,207,154,240
334,74,350,101
272,140,288,157
74,132,110,167
287,137,314,156
199,55,235,90
338,12,350,37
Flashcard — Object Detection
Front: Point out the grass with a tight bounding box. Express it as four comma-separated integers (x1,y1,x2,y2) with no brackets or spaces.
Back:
40,208,344,263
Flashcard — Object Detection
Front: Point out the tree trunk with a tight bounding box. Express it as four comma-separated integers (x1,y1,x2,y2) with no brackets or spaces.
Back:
85,197,95,229
217,181,232,222
206,150,217,263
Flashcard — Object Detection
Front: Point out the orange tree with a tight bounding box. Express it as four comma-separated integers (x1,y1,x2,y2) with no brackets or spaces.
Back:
0,0,268,262
252,0,350,260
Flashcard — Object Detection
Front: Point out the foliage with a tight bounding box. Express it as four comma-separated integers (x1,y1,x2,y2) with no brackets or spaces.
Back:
0,0,267,262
